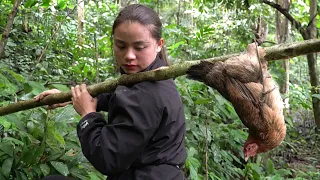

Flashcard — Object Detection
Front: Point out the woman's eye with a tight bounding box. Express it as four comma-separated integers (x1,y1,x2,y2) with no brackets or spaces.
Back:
135,46,146,51
116,45,125,50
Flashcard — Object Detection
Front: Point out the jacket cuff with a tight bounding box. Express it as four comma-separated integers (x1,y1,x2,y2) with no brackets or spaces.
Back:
77,112,103,130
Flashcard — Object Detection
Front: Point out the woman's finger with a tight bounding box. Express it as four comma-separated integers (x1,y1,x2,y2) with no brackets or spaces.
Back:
74,85,81,97
80,84,88,93
71,87,76,98
34,89,61,101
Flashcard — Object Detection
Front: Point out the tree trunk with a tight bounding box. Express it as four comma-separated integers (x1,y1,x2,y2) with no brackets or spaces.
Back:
77,0,85,45
276,0,290,111
0,0,22,58
306,0,319,128
1,39,320,116
263,0,320,128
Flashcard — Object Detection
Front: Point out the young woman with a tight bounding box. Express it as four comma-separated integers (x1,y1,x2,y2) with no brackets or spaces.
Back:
36,4,187,180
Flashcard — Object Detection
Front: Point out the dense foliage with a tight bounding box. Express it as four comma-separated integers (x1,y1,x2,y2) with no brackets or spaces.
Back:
0,0,319,179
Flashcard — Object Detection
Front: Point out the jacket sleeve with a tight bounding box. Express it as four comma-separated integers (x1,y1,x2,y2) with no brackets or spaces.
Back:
76,89,162,175
96,93,113,112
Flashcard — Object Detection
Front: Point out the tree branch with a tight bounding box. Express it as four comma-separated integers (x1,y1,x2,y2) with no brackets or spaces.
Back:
0,0,22,58
1,39,320,116
262,0,308,38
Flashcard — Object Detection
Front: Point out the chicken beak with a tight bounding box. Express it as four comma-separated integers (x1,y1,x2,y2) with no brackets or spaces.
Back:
244,156,249,162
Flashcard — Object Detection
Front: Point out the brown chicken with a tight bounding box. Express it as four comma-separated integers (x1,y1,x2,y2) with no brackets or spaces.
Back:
186,43,286,161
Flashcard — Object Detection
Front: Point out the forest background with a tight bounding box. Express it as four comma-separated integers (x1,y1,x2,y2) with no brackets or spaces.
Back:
0,0,319,179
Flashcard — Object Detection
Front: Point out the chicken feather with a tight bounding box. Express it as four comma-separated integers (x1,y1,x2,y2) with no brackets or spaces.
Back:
186,43,286,160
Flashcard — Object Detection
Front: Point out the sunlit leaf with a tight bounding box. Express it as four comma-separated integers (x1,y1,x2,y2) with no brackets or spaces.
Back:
50,161,70,176
40,164,50,176
57,0,67,10
0,117,11,129
41,0,51,7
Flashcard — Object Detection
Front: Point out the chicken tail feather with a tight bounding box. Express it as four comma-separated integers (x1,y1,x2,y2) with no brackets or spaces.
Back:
186,61,215,82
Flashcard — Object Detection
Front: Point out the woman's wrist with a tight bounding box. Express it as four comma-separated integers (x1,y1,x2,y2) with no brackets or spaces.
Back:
81,111,96,118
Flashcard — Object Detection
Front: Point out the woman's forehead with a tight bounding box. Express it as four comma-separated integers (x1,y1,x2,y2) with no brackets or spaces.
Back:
113,21,154,42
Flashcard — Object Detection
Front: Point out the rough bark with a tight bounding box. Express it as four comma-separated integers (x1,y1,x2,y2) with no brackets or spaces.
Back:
276,0,290,111
0,0,22,58
77,0,85,45
1,39,320,116
264,0,320,128
307,0,320,128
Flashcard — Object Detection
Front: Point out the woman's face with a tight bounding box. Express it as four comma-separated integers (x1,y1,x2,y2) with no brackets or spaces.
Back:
113,21,163,74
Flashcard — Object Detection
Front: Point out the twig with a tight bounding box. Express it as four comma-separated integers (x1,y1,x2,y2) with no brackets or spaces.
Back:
262,0,307,38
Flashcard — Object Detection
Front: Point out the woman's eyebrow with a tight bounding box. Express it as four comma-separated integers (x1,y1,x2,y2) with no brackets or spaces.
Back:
115,39,150,45
133,41,150,45
114,39,125,44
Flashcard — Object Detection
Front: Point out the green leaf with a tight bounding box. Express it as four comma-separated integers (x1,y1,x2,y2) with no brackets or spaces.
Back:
0,142,13,156
167,41,185,51
5,114,27,132
23,83,33,94
32,141,46,164
2,158,13,177
55,106,77,122
267,159,275,174
194,98,211,105
27,81,46,95
0,116,11,129
3,68,25,82
209,172,221,180
15,170,28,180
53,131,66,148
88,173,102,180
50,84,70,92
57,0,67,9
70,167,88,180
24,0,38,8
40,164,50,176
3,137,24,146
0,173,5,180
189,165,199,180
41,0,51,7
47,121,66,149
50,161,69,176
312,94,320,100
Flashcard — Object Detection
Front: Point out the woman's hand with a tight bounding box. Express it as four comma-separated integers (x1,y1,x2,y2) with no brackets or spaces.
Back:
34,89,72,109
71,84,97,117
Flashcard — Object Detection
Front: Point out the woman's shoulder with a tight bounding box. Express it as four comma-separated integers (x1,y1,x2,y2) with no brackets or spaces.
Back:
115,79,181,104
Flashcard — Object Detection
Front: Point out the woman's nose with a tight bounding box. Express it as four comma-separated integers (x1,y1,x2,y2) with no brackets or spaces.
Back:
125,48,136,61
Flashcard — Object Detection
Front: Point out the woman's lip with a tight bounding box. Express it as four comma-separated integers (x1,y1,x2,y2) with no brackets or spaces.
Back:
123,64,137,70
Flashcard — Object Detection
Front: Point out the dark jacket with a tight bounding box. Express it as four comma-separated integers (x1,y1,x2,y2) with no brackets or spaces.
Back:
77,57,187,180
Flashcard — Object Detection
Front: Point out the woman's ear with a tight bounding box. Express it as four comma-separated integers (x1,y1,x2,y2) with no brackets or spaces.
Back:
157,38,164,49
